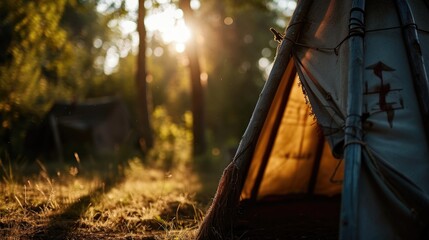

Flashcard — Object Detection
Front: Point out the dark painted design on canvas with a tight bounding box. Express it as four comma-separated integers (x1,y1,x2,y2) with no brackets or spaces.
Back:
364,61,404,128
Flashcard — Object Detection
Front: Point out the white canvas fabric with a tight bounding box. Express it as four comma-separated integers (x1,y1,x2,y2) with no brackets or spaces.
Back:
294,0,429,238
197,1,429,239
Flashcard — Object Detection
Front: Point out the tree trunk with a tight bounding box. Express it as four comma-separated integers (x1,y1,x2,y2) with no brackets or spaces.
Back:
136,0,153,151
180,0,206,156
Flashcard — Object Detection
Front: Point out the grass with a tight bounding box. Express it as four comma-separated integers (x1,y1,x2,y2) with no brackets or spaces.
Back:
0,153,220,240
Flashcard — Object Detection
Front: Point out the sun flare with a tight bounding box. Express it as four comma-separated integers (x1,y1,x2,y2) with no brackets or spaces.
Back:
98,0,199,74
145,6,192,53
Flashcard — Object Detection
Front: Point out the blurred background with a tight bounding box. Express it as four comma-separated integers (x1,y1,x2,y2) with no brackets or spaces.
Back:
0,0,296,168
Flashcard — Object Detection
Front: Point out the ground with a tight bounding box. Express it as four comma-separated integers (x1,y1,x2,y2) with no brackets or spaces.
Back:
0,156,220,240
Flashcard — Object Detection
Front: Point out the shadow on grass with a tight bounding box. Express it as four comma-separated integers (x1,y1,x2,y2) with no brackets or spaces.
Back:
31,157,128,240
193,155,229,207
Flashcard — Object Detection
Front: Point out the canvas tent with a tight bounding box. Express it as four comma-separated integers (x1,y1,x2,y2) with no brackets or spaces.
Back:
26,97,130,161
197,0,429,239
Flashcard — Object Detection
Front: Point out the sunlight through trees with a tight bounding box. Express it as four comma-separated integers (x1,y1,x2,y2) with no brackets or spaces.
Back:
0,0,296,161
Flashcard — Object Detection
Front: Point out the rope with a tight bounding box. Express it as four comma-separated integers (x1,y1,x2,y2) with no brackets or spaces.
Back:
329,113,365,184
276,20,429,55
349,6,365,37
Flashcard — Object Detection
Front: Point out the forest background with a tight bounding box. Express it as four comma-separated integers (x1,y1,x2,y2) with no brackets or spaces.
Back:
0,0,295,162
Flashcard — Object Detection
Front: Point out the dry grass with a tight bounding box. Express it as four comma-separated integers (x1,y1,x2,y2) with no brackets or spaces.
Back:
0,156,208,240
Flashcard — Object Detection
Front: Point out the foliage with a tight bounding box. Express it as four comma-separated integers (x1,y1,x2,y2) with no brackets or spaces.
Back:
123,0,286,155
0,0,129,156
0,0,73,155
146,106,193,169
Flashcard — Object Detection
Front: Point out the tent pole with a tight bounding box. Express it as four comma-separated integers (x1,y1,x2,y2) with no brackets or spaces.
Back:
394,0,429,144
340,1,366,240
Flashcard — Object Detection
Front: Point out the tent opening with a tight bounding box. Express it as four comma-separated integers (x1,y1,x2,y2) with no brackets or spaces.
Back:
236,62,344,239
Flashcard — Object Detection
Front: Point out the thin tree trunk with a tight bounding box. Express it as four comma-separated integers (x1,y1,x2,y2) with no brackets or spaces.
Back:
179,0,206,156
136,0,153,151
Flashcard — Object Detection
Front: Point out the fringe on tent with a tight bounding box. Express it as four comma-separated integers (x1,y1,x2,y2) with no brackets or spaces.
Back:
196,161,242,240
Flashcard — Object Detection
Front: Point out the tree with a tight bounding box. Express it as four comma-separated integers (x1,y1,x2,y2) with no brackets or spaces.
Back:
0,0,71,156
136,0,154,151
179,0,206,156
